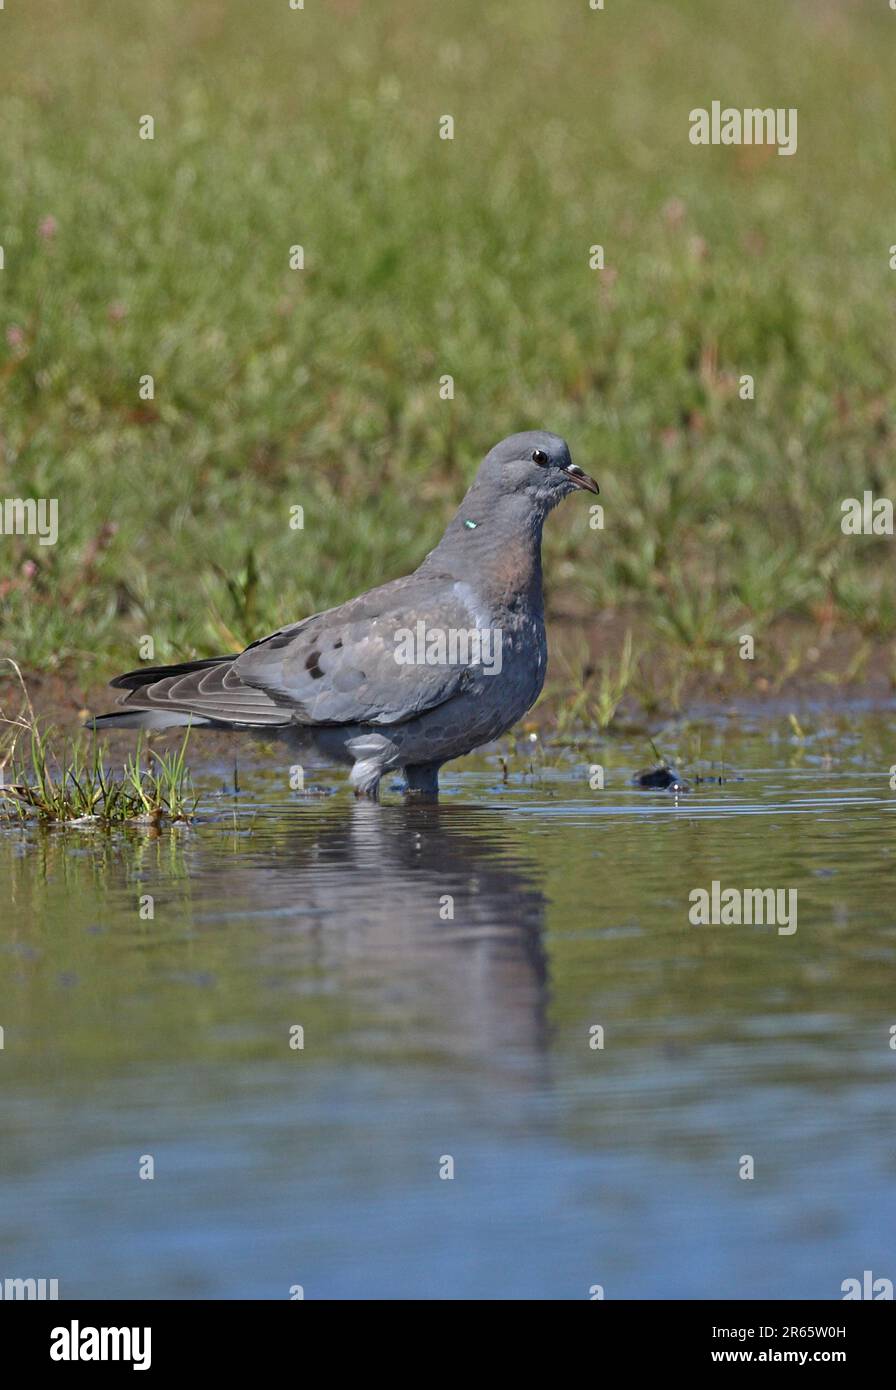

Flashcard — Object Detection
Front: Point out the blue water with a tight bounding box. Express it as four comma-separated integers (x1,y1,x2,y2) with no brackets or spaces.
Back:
1,713,895,1298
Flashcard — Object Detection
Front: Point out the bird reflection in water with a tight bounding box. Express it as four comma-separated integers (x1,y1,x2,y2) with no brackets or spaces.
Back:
191,798,551,1076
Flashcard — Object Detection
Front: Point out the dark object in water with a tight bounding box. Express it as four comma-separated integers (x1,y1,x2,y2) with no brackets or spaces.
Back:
634,765,691,793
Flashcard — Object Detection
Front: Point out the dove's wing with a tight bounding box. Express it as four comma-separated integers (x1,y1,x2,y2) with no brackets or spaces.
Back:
103,573,484,729
233,573,481,726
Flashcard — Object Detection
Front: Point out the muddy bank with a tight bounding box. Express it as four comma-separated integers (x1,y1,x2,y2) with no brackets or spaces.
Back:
2,616,894,770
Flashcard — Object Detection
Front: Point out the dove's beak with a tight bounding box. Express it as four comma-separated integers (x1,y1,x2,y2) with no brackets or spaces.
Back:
564,464,599,495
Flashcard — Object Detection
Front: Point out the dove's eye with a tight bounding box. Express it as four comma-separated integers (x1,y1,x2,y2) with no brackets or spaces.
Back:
532,449,548,465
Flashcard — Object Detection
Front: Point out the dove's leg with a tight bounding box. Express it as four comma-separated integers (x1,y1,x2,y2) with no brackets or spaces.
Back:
345,733,395,801
404,762,441,801
349,757,383,801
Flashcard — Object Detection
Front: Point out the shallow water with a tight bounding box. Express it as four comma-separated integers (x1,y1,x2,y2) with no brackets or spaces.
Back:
1,709,895,1299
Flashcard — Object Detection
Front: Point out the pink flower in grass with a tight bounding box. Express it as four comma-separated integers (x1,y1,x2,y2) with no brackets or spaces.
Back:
38,215,58,240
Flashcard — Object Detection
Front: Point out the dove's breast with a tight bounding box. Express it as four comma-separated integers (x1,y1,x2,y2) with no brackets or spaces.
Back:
386,597,547,765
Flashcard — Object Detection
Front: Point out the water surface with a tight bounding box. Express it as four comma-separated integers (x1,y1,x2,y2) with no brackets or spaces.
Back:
2,710,895,1298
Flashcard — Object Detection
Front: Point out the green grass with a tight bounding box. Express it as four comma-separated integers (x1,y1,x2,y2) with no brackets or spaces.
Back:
0,662,197,823
549,629,639,734
0,0,895,683
0,723,197,825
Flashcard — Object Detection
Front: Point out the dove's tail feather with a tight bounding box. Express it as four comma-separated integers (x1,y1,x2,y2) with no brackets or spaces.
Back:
85,709,218,731
108,657,230,691
86,655,295,731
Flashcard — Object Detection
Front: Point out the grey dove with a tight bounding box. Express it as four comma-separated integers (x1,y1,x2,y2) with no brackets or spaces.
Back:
88,431,598,799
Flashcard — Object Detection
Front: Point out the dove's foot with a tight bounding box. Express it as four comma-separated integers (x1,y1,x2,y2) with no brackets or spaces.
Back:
403,762,441,802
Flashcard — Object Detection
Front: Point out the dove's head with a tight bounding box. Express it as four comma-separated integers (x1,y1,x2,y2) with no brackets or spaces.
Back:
478,430,599,511
429,429,600,581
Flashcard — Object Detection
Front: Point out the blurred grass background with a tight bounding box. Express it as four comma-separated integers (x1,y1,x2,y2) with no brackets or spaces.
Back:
0,0,895,686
